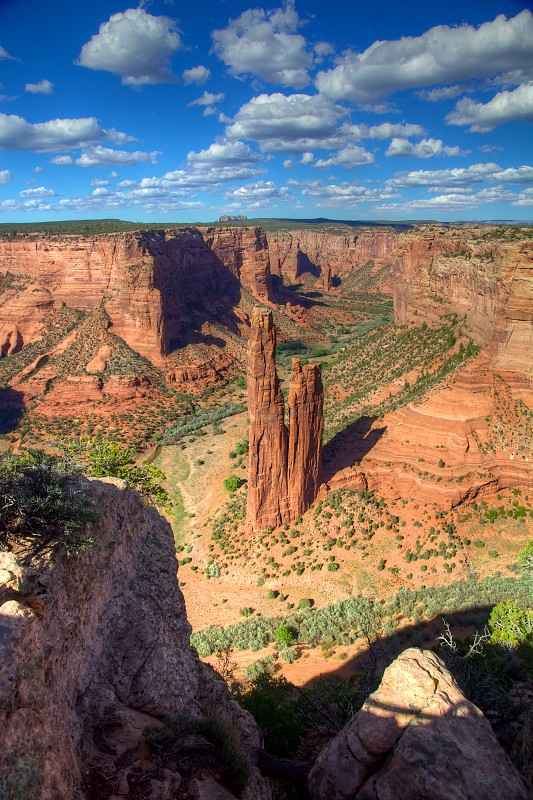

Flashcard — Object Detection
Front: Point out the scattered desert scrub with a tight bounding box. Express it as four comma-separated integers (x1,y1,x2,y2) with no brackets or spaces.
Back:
161,401,245,444
191,575,532,657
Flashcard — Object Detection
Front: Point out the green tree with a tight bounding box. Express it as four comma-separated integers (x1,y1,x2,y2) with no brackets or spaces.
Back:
275,623,294,646
223,473,243,492
517,540,533,574
62,438,171,509
0,450,95,563
489,601,533,648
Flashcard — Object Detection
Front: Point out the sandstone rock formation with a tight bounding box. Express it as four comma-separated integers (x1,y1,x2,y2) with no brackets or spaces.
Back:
308,647,529,800
203,226,275,305
246,309,323,531
0,478,270,800
246,308,290,530
288,358,324,518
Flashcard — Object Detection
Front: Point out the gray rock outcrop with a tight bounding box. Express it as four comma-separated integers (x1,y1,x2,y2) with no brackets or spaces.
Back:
0,477,269,800
308,647,529,800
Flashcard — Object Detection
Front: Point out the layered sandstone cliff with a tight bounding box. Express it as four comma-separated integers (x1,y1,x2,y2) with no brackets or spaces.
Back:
246,309,324,531
0,478,269,800
268,228,399,288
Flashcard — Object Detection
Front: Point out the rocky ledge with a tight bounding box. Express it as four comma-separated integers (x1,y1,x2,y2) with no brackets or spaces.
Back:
0,478,269,800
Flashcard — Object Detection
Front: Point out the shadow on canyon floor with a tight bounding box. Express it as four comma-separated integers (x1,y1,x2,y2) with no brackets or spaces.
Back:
265,605,530,798
0,386,24,435
322,415,386,481
271,275,326,310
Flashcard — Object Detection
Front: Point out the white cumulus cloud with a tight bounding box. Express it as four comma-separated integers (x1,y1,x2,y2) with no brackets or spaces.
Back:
187,140,261,168
316,11,533,104
446,82,533,131
0,113,134,153
314,144,374,168
182,65,210,85
386,137,463,158
189,91,225,107
25,79,54,95
386,162,500,189
224,179,292,208
212,2,313,88
226,92,348,152
19,186,57,197
0,169,12,185
296,180,397,207
513,188,533,206
74,146,161,167
417,84,473,102
77,7,181,86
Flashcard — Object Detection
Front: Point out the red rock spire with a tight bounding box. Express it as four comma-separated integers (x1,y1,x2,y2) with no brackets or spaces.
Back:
246,310,323,532
246,308,289,531
288,358,324,518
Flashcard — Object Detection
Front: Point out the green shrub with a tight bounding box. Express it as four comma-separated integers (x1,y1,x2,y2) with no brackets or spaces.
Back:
223,473,243,492
0,450,95,563
63,438,171,509
275,624,294,646
518,540,533,574
489,601,533,648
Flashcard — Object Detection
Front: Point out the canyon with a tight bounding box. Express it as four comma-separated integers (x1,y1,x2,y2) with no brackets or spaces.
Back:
0,220,532,799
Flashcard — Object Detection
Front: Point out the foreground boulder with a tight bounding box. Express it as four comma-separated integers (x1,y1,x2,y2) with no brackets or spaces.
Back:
0,478,269,800
308,647,529,800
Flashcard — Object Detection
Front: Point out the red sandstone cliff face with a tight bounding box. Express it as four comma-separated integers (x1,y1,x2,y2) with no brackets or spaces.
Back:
0,230,241,366
288,358,324,518
267,228,400,289
392,228,533,379
202,227,275,304
246,310,324,531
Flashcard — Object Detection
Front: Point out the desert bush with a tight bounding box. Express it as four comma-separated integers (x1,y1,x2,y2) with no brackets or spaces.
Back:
0,450,95,563
224,474,243,493
63,438,171,509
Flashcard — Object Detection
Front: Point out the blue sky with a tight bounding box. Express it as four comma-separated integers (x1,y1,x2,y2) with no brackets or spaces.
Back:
0,0,532,222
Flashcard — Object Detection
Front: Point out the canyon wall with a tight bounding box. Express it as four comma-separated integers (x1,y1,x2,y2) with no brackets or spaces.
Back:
0,477,269,800
246,309,324,531
0,229,263,367
267,228,399,286
392,229,533,378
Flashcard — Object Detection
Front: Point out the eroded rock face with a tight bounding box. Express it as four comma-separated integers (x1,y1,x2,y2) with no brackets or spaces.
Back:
288,358,324,518
0,478,269,800
203,226,275,304
246,308,290,530
308,648,529,800
246,310,323,531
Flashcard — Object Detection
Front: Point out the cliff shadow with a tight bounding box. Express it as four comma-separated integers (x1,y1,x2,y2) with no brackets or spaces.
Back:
322,415,385,481
260,605,530,797
271,275,326,309
142,230,243,354
297,250,320,278
0,386,25,434
296,603,529,746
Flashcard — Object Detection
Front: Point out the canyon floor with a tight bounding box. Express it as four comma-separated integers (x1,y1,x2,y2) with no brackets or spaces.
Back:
1,220,532,687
